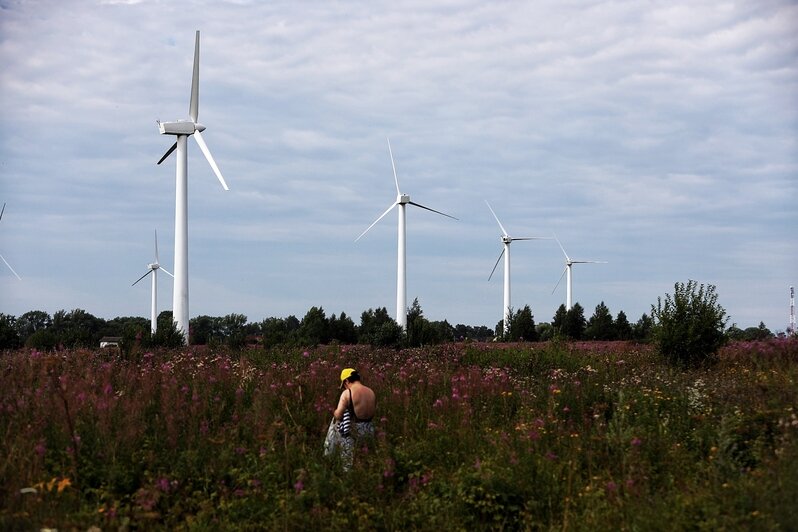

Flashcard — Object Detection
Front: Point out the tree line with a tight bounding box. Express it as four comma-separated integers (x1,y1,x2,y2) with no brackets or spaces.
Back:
0,292,776,353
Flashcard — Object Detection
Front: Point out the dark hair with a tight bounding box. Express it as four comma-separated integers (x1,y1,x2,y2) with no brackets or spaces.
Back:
346,371,361,384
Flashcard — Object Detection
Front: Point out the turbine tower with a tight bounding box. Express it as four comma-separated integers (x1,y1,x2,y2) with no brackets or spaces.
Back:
156,30,229,344
552,236,606,310
356,138,457,330
0,203,22,280
485,200,549,334
132,230,174,334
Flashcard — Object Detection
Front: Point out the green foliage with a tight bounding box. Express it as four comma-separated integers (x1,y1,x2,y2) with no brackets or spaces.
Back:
0,313,21,349
299,306,329,346
552,303,588,340
615,310,632,340
328,312,357,344
633,312,654,341
14,310,52,339
536,322,555,341
406,298,454,347
727,322,773,342
507,305,538,341
151,311,185,348
585,301,615,340
652,280,729,366
358,307,402,347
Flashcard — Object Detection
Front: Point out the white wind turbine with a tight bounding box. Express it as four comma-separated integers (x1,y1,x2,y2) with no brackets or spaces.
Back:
156,30,229,344
552,236,607,310
132,230,174,334
0,203,22,280
485,200,550,333
356,138,457,330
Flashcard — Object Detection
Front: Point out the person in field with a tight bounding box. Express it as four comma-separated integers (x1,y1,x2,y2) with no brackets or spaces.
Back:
324,368,376,470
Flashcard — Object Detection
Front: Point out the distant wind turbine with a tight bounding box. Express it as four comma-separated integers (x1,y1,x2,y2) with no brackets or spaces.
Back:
0,203,22,280
356,138,457,330
156,30,229,344
132,230,174,334
552,236,607,310
485,200,550,332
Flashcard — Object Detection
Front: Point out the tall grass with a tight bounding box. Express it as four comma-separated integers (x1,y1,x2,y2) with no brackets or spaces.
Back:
1,339,796,530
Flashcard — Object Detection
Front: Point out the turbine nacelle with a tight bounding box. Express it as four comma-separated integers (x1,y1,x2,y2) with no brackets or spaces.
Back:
158,120,205,135
148,262,159,270
501,235,513,244
397,193,410,205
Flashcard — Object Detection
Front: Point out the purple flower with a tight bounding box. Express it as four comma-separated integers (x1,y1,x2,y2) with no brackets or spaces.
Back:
631,437,642,447
294,480,304,493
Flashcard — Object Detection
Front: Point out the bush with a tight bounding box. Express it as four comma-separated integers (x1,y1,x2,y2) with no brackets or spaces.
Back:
651,280,728,366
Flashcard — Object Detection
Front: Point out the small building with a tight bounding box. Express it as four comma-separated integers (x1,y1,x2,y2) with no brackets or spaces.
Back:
99,336,122,348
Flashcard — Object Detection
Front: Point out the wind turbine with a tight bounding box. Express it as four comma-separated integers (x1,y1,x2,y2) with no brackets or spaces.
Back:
132,230,174,334
156,30,229,344
552,236,607,310
485,200,549,333
0,203,22,280
356,138,457,330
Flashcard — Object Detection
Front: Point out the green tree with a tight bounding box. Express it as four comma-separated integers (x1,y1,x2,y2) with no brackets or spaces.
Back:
219,313,248,348
507,305,538,341
585,301,615,340
299,306,329,346
371,320,404,348
261,316,299,348
741,322,772,341
552,304,568,336
632,313,654,341
0,313,21,349
329,312,357,344
406,298,430,347
651,280,728,366
14,310,52,342
190,315,219,345
358,307,394,344
615,310,632,340
151,311,184,348
561,303,586,340
51,308,105,348
536,322,555,341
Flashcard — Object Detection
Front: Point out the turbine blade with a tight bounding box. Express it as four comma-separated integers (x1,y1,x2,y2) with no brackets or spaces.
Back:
554,234,570,261
1,254,21,280
132,270,152,286
484,200,508,237
157,142,178,165
572,260,608,264
0,203,5,221
510,237,551,241
387,137,400,195
407,201,458,220
355,201,397,242
189,30,200,123
488,248,505,281
193,130,229,190
160,267,174,278
552,267,567,294
154,229,159,263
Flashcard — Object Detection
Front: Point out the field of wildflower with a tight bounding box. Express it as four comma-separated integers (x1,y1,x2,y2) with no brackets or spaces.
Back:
2,338,797,530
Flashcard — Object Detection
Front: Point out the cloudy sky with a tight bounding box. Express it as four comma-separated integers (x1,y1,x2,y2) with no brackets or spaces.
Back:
1,0,796,332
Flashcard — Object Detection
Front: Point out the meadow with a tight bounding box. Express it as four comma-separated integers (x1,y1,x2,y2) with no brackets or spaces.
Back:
2,338,796,530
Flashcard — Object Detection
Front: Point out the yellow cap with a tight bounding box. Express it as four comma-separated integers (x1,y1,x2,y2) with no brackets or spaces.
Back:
340,368,356,387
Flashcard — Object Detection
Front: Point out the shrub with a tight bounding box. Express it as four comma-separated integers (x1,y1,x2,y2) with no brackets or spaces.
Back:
651,280,728,366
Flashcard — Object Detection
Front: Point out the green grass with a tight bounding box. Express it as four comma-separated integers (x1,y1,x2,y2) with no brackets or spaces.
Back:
1,339,796,530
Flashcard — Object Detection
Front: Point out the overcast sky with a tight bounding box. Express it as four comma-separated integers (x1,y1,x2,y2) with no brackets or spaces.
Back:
1,0,796,332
